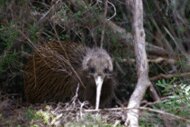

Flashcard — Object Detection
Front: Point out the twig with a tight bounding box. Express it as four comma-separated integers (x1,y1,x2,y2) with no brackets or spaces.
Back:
100,0,108,48
96,0,117,20
120,57,177,64
150,72,190,81
84,107,190,123
38,0,62,25
107,1,117,20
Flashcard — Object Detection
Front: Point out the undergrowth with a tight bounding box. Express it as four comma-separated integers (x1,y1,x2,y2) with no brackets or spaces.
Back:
0,0,190,126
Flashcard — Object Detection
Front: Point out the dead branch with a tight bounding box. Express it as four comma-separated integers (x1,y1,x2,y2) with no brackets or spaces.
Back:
84,107,190,123
150,72,190,81
103,19,169,56
148,57,177,64
121,57,177,64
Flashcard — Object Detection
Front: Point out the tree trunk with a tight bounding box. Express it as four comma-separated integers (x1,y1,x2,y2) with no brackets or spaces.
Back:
125,0,151,126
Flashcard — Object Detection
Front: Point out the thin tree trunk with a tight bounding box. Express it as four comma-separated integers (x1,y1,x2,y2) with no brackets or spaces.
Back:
125,0,151,126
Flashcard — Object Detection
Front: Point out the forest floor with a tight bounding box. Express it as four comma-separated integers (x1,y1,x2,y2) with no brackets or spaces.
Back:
0,92,125,127
1,91,189,127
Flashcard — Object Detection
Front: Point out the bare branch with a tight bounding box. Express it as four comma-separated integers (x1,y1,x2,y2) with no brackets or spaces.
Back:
150,72,190,81
100,0,109,47
101,18,169,56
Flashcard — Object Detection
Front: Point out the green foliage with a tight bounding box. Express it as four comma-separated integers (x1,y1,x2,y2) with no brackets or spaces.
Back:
59,33,70,41
155,79,190,117
140,112,163,127
156,82,190,116
0,0,9,7
140,79,190,126
25,107,54,125
0,52,18,73
65,114,123,127
156,78,176,95
0,23,19,49
30,125,39,127
0,24,19,69
25,108,42,121
28,24,39,42
35,109,53,124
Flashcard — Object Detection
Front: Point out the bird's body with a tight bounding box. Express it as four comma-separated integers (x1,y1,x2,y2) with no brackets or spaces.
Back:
24,41,115,108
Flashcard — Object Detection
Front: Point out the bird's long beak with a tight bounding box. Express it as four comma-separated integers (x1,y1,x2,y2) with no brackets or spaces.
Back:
95,76,104,110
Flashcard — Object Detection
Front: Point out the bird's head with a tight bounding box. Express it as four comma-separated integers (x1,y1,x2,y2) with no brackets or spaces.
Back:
82,48,113,110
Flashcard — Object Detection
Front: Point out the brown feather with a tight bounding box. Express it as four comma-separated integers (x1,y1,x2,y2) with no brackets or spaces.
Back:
24,41,115,107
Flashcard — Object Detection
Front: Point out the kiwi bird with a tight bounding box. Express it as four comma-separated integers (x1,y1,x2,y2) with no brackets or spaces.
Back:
24,41,115,109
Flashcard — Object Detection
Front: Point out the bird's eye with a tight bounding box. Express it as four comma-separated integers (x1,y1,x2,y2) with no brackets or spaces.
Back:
89,67,96,73
104,68,110,74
